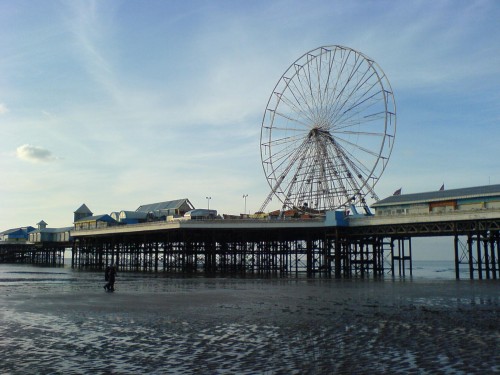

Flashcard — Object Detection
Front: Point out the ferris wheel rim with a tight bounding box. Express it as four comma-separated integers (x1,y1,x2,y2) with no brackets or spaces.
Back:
260,45,396,212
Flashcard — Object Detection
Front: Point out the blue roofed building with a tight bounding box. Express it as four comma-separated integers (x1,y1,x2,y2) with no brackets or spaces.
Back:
73,204,117,231
74,214,117,231
0,226,36,243
118,210,148,224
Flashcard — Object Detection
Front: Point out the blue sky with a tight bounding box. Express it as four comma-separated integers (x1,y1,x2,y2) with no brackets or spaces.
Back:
1,0,499,237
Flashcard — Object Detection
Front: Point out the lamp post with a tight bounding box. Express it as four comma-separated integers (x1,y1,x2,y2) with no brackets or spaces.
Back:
206,196,211,212
243,194,248,215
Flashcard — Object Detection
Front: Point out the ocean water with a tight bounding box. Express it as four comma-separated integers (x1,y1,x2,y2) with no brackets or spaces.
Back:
0,260,461,290
411,260,457,279
0,259,459,286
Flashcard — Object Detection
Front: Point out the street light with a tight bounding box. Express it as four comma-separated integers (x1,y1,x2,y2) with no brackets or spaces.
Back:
206,196,211,212
243,194,248,215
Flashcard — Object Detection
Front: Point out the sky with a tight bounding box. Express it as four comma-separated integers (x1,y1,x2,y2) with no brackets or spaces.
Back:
1,0,499,260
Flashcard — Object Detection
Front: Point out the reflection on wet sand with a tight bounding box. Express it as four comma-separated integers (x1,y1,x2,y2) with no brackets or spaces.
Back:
0,266,499,374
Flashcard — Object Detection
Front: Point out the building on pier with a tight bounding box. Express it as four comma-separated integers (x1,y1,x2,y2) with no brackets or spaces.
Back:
117,210,149,224
0,226,35,243
1,221,69,265
28,221,72,243
73,203,117,230
372,184,500,216
135,198,194,219
183,209,217,220
74,214,117,231
112,198,196,224
72,199,196,229
74,203,93,222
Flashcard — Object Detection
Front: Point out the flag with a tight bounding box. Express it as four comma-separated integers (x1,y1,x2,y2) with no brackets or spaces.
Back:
439,184,444,191
393,188,402,196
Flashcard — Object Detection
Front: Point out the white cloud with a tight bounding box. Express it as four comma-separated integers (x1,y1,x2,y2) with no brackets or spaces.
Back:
0,103,8,114
16,144,56,163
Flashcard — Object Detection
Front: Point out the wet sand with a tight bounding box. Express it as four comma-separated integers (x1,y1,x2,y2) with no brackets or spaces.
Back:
0,275,499,374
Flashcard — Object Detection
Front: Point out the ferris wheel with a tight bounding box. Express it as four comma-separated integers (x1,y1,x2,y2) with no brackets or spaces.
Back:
259,45,396,214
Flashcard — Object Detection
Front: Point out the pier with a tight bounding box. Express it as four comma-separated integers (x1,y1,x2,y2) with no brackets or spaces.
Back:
3,185,500,280
3,204,499,280
0,242,66,266
69,208,500,280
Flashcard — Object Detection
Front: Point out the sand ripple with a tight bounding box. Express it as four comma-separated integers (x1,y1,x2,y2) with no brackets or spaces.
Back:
0,275,499,374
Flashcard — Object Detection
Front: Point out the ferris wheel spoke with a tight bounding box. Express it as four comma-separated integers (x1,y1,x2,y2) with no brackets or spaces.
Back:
320,53,334,113
329,52,365,115
262,143,296,166
333,81,380,124
337,148,371,181
274,93,316,126
301,56,317,115
282,154,314,205
334,129,386,137
330,82,380,129
332,110,386,133
329,140,376,179
282,77,318,123
269,135,305,151
289,74,318,123
268,136,310,176
313,137,350,207
332,48,352,97
269,130,307,143
332,82,382,126
319,48,340,115
271,110,311,129
288,64,318,118
294,58,328,121
316,51,325,112
324,142,359,202
267,136,308,152
263,145,300,168
333,162,364,197
325,138,374,182
333,135,382,159
330,95,386,132
341,156,373,193
265,125,309,133
304,54,324,119
336,63,376,107
267,140,311,196
316,146,341,205
328,69,378,128
274,88,311,120
297,54,318,117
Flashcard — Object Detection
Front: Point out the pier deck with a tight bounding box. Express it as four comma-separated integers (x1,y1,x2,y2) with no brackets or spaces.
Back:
69,210,500,280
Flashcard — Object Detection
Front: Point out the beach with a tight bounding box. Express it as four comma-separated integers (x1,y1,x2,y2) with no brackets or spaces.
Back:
0,265,499,374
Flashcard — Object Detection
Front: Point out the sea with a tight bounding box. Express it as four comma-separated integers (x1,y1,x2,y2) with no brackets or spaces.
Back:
0,260,459,290
0,259,458,281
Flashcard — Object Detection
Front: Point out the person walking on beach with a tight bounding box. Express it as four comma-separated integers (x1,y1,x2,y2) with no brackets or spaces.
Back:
103,264,117,292
103,264,111,291
107,264,117,292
